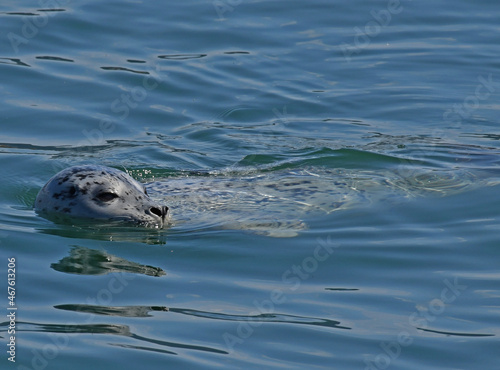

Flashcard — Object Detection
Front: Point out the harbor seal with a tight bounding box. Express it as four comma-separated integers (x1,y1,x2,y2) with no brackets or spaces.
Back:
35,165,168,227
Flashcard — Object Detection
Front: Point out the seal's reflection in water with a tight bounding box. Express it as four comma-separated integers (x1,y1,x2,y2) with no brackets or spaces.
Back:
19,321,227,355
43,247,234,356
47,247,231,355
54,303,350,329
51,246,165,276
44,247,350,357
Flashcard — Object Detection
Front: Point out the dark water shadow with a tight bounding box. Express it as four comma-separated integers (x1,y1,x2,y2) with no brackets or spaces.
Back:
55,304,168,317
100,66,150,75
0,57,30,67
36,56,74,63
169,308,351,330
158,53,207,60
54,303,351,330
51,246,165,277
325,287,360,292
0,321,227,355
417,327,495,337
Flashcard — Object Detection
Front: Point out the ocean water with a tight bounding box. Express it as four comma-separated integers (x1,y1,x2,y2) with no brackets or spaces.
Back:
1,0,499,369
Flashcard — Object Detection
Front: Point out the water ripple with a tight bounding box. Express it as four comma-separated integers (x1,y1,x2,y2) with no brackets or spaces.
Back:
53,304,351,330
417,327,495,337
36,56,74,63
158,53,207,60
9,321,228,355
0,57,30,67
100,66,150,75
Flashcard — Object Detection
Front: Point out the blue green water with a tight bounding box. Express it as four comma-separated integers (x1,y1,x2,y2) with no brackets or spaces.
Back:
1,0,499,369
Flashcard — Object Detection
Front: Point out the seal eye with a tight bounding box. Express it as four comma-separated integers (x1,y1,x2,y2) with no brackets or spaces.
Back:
96,192,119,202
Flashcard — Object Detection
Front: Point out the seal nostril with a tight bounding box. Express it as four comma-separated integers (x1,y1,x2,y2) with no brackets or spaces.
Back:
149,207,162,218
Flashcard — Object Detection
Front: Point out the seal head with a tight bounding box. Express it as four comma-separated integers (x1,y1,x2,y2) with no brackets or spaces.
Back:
35,165,168,227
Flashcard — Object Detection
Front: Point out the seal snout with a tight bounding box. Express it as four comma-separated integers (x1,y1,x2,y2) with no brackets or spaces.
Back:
148,205,169,223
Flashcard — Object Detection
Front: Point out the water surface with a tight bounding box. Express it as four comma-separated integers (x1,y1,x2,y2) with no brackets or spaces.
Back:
1,0,499,369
